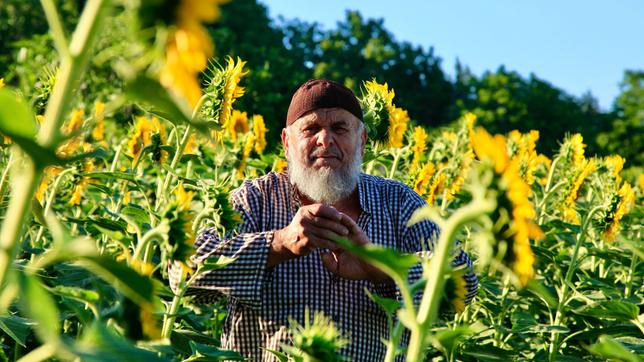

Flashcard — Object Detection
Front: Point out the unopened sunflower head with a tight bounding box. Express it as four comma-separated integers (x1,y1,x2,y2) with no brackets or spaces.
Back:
560,133,586,168
163,203,195,266
360,79,395,142
287,309,349,361
596,181,635,242
202,57,248,130
561,159,596,223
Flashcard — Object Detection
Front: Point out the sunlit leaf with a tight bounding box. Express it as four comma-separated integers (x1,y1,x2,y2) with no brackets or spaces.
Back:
76,256,154,306
0,88,37,139
17,272,60,343
0,315,33,347
587,335,641,362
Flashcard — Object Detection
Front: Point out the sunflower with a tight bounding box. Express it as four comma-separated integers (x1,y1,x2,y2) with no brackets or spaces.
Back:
387,106,409,148
227,110,249,142
252,114,267,154
91,101,105,142
360,79,408,144
560,133,586,168
413,162,435,195
410,126,428,172
599,182,635,242
562,159,596,224
159,0,227,108
426,172,447,205
472,127,543,286
273,158,288,173
508,130,540,185
125,116,167,165
0,78,4,88
62,109,85,135
202,57,248,135
35,166,64,205
603,155,625,184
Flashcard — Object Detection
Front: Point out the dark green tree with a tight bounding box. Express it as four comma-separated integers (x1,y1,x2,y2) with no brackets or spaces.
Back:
597,70,644,166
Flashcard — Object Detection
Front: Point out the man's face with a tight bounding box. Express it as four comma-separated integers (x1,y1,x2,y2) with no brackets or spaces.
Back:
282,107,367,204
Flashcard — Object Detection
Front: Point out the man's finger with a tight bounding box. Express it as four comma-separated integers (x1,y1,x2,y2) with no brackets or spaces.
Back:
303,215,349,236
306,204,343,222
320,251,339,274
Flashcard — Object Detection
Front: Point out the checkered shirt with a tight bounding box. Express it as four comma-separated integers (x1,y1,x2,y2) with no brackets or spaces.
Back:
170,172,478,361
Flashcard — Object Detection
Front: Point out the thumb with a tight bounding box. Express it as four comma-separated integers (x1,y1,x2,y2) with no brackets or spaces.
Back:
321,251,338,273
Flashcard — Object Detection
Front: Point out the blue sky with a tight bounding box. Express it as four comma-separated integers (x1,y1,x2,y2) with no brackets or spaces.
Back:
261,0,644,111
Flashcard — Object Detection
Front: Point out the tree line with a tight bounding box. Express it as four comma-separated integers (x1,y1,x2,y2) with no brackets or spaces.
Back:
1,0,642,168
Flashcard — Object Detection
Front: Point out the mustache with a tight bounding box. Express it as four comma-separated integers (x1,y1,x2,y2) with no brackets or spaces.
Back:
310,148,341,158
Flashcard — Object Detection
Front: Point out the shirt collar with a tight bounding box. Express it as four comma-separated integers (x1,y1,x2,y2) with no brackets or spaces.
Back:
285,172,375,215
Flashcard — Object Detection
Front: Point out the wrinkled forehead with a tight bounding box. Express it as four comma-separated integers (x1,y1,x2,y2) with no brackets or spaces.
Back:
289,107,362,129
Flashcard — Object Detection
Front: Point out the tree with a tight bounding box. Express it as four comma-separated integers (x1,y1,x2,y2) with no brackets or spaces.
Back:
597,70,644,166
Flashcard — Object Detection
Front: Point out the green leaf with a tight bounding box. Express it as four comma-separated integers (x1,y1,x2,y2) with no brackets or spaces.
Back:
183,341,245,361
365,289,400,316
121,205,151,226
124,75,209,133
574,300,639,322
76,256,154,306
511,310,538,333
198,256,237,273
587,335,642,362
17,272,60,343
462,344,515,362
263,349,289,362
49,285,100,305
74,322,169,362
0,315,33,347
331,236,419,282
429,326,472,354
0,88,37,139
85,171,138,183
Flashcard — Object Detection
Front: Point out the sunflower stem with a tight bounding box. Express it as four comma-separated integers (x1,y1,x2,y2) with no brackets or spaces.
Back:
406,196,495,362
548,204,604,362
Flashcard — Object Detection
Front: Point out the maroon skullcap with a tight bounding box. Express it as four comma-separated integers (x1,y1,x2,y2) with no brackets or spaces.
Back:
286,79,363,126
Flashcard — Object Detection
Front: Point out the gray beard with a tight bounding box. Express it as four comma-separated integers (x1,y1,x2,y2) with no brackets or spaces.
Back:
287,147,362,205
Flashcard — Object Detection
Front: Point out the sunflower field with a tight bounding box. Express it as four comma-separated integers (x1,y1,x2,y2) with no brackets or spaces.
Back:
0,1,642,361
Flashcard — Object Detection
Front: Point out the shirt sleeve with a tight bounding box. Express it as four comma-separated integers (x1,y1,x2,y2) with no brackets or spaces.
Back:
168,181,272,308
371,186,478,308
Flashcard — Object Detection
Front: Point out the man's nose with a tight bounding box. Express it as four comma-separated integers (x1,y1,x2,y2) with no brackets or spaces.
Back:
315,128,334,147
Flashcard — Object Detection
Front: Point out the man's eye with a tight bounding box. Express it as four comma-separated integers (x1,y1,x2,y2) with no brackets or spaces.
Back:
333,126,348,133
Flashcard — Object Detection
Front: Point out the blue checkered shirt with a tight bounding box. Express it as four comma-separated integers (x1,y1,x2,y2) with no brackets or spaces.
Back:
170,172,477,361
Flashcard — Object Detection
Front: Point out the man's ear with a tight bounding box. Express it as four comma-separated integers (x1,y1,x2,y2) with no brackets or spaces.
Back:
281,127,289,155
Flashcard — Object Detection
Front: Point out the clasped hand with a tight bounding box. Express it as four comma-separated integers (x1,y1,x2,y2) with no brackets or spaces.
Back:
270,204,391,283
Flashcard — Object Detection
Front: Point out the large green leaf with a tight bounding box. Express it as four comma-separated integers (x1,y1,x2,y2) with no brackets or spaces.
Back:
574,300,639,322
183,341,245,361
331,236,420,282
0,88,37,139
587,335,642,362
74,322,169,362
198,255,237,273
76,256,154,306
125,75,213,133
365,289,400,317
0,315,34,347
17,272,60,343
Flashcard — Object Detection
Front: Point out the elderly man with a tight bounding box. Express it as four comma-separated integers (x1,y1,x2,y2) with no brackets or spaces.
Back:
171,79,477,360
